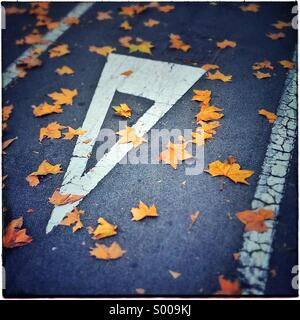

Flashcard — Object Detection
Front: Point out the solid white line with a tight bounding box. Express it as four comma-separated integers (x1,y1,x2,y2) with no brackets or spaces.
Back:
238,50,297,295
3,2,94,88
46,53,206,233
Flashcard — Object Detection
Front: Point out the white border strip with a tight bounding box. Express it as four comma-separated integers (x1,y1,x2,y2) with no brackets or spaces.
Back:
2,2,94,88
238,50,298,295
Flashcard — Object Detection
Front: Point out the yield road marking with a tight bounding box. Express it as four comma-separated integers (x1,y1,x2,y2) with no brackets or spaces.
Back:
46,53,206,233
2,2,94,88
238,49,297,295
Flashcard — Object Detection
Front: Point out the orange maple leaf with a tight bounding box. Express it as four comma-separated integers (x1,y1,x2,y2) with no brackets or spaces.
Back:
90,241,126,260
17,56,42,69
272,20,291,30
26,160,62,186
266,32,286,40
63,127,86,140
60,207,84,233
192,89,211,105
206,157,254,184
48,44,70,58
39,122,65,142
253,70,271,79
278,60,295,69
144,19,160,27
193,121,220,143
169,34,191,52
236,208,274,233
120,20,132,30
252,60,274,71
157,5,175,13
258,109,277,123
117,126,147,147
88,217,117,240
49,189,83,206
48,88,78,106
160,141,192,169
55,65,74,75
3,216,32,248
131,201,158,221
113,103,132,118
196,105,224,122
46,21,60,30
239,4,260,12
119,6,136,16
97,11,112,20
217,276,241,295
89,45,116,56
63,16,80,25
201,64,220,71
33,102,63,117
206,70,232,82
216,39,236,49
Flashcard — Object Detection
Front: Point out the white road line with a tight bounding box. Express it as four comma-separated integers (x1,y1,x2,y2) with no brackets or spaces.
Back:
2,2,94,89
238,50,297,295
46,53,206,233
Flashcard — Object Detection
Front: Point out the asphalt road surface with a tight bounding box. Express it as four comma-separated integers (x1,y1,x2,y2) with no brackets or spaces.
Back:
2,2,298,297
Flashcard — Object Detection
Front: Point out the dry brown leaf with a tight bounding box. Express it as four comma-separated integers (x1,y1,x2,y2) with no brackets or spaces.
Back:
201,64,220,71
192,89,211,105
26,160,62,186
272,20,291,29
278,60,295,69
97,11,112,20
217,276,241,295
120,20,132,30
144,19,160,27
88,217,117,240
169,34,191,52
48,88,78,106
90,241,126,260
60,207,84,233
236,208,274,233
63,16,80,25
239,4,260,12
2,105,13,130
63,127,86,140
6,6,27,15
160,141,192,169
196,105,224,122
252,60,274,71
131,201,158,221
3,216,32,249
121,69,133,77
117,126,146,147
157,5,175,13
253,70,271,79
169,270,181,279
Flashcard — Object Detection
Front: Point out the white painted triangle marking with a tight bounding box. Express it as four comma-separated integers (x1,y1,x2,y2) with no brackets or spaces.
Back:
46,53,206,233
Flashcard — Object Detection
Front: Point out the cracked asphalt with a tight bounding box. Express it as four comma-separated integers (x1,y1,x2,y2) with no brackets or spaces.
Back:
2,2,298,297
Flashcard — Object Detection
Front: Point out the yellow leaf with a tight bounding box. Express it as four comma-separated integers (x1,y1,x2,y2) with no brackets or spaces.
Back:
159,141,192,169
89,217,117,240
278,60,295,69
113,103,132,118
252,60,274,71
206,70,232,82
117,126,147,147
131,201,158,221
55,65,74,75
216,40,236,49
89,45,116,56
157,5,175,13
206,158,254,184
26,175,40,187
26,160,62,186
39,122,65,142
48,88,78,106
258,109,277,123
144,19,160,27
169,270,181,279
169,34,191,52
63,127,86,140
120,20,132,30
32,102,63,117
128,40,154,54
201,64,219,71
90,241,126,260
266,32,285,40
48,44,70,58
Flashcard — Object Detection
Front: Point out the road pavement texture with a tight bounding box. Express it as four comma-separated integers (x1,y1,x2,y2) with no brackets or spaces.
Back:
2,2,298,297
